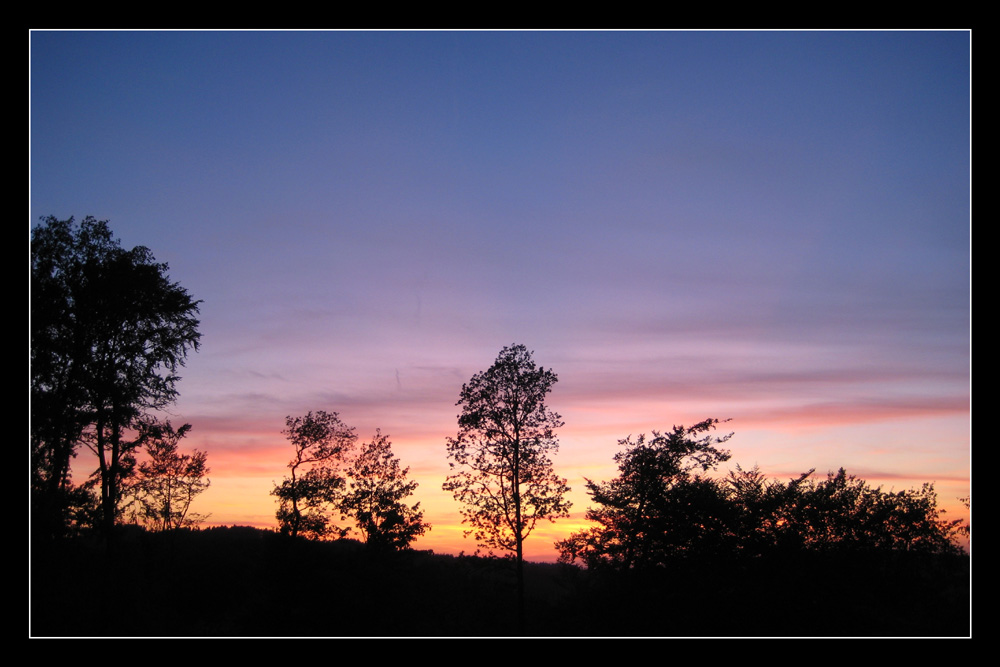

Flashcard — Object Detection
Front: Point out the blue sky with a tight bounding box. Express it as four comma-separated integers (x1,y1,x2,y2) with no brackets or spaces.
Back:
31,30,970,559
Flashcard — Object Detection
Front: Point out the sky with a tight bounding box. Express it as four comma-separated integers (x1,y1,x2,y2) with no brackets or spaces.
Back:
30,30,971,561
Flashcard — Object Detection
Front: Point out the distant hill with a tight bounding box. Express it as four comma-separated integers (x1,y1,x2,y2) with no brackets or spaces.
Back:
30,526,969,637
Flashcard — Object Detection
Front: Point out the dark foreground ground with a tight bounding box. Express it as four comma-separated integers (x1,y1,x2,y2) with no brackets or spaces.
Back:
31,526,970,637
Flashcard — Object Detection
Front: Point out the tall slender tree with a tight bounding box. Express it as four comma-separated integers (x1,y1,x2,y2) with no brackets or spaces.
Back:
443,344,571,628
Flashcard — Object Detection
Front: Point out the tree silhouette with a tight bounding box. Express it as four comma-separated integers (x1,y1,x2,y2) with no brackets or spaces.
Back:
120,420,210,531
957,495,971,540
556,419,732,569
722,463,813,555
559,421,966,570
443,344,571,628
772,468,965,555
31,216,201,539
272,411,356,540
341,430,429,550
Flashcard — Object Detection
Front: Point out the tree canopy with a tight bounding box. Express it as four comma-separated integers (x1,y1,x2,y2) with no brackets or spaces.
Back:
272,411,357,540
557,421,966,570
743,466,966,555
31,215,202,538
556,419,732,569
120,420,211,532
341,430,429,550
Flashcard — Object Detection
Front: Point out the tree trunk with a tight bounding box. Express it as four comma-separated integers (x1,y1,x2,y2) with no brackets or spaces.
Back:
513,430,525,634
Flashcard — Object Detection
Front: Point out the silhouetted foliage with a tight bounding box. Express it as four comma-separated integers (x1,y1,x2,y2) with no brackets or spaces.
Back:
556,419,732,569
720,463,813,555
443,344,571,628
272,411,356,540
768,468,965,555
59,479,103,536
340,430,430,550
558,422,965,570
120,420,210,531
31,216,202,538
958,495,971,540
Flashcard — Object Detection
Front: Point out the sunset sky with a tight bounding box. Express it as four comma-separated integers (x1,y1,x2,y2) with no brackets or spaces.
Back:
30,30,970,561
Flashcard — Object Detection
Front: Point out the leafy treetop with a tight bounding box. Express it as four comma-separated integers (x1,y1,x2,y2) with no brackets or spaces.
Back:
443,344,572,556
341,430,430,550
272,410,357,540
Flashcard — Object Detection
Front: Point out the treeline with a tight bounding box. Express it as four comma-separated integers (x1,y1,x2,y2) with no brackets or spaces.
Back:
31,216,968,636
557,419,968,570
29,217,430,550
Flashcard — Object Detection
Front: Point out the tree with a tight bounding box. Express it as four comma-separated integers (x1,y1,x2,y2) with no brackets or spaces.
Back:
722,463,813,555
558,421,966,569
772,468,965,555
272,411,356,540
340,430,430,550
31,216,202,538
31,216,112,536
443,344,572,627
556,419,732,569
121,420,211,531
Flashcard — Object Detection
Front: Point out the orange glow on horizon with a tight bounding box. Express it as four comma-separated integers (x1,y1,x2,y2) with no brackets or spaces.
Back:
64,388,969,564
